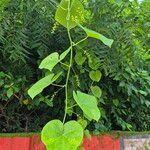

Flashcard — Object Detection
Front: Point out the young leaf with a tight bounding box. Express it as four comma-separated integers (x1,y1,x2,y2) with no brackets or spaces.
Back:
73,91,101,121
89,70,102,82
41,120,83,150
39,52,59,71
90,86,102,98
79,25,114,48
55,0,84,29
28,73,56,99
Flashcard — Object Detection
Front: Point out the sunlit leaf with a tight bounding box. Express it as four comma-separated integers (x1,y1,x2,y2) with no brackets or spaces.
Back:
39,48,71,72
28,73,62,99
41,120,83,150
73,91,101,121
39,52,59,71
55,0,84,29
80,25,114,47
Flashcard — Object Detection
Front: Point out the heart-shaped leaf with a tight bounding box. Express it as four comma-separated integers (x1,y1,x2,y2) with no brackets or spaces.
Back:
89,70,102,82
90,86,102,98
55,0,84,29
73,91,101,121
41,120,83,150
79,25,114,48
28,73,62,99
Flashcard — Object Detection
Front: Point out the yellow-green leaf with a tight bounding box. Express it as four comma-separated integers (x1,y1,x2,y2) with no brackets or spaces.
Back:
80,25,114,48
73,91,101,121
28,73,56,99
55,0,84,29
39,52,59,71
41,120,83,150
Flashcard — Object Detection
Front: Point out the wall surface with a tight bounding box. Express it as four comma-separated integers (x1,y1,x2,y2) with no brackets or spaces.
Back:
0,133,149,150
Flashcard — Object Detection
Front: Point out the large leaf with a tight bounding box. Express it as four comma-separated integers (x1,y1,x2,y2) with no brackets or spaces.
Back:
39,52,59,71
80,26,114,48
28,73,62,99
73,91,101,121
55,0,84,29
41,120,83,150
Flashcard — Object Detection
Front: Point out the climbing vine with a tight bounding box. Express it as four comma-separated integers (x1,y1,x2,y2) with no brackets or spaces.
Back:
28,0,113,149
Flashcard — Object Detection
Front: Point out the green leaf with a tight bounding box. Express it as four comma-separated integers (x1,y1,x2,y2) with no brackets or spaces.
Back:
139,90,147,96
55,0,84,29
88,57,100,70
113,99,119,107
90,86,102,98
28,73,55,99
75,52,86,66
80,25,114,48
59,47,71,61
39,48,70,72
7,88,13,98
51,71,63,82
0,71,6,78
89,70,102,82
39,52,59,71
73,91,101,121
41,120,83,150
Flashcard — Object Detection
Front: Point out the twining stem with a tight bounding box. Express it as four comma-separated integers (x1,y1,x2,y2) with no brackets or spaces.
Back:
63,0,73,124
62,1,88,124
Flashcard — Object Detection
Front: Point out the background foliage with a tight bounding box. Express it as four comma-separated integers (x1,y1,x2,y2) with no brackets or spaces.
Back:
0,0,149,133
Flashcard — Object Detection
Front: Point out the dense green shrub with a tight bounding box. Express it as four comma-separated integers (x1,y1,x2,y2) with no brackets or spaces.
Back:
0,0,149,133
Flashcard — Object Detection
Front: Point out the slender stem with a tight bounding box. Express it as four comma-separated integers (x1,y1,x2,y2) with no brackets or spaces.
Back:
51,83,65,88
63,0,73,124
73,36,88,46
60,62,69,67
63,32,73,124
67,104,78,110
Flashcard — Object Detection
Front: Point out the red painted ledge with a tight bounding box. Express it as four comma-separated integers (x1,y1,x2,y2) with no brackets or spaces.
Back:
0,134,120,150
